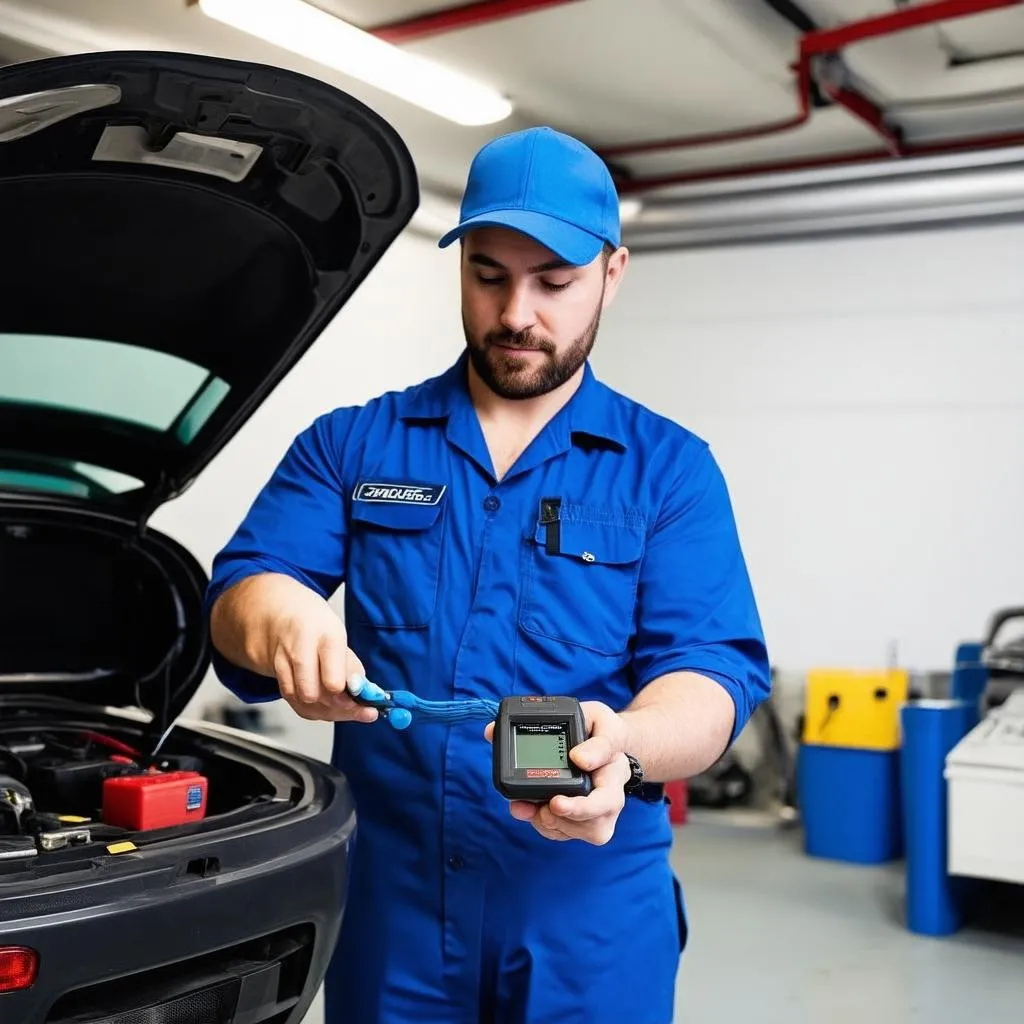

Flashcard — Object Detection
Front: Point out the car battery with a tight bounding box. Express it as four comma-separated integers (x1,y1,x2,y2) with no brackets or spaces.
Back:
102,771,208,830
30,757,144,811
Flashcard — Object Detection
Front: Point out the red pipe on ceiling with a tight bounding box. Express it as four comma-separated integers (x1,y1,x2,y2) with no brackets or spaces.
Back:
599,0,1024,165
802,0,1021,55
367,0,583,44
364,0,1024,195
615,128,1024,195
598,62,815,159
818,81,903,156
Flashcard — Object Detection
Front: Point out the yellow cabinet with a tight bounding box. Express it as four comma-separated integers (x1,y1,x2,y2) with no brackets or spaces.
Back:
801,669,909,751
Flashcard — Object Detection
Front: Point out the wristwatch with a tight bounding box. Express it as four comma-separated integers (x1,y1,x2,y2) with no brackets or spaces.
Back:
623,753,662,802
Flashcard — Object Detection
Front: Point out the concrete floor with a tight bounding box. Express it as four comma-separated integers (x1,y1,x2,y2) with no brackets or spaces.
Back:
674,813,1024,1024
300,815,1024,1023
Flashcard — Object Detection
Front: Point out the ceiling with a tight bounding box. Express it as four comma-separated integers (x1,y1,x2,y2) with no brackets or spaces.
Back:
2,0,1024,247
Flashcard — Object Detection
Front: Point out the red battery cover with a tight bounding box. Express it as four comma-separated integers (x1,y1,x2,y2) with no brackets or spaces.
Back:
101,770,208,830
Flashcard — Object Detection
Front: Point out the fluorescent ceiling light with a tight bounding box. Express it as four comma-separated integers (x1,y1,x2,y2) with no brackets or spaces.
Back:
198,0,513,126
619,198,643,223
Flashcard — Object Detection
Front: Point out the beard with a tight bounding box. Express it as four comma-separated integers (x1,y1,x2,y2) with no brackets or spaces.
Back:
464,298,604,401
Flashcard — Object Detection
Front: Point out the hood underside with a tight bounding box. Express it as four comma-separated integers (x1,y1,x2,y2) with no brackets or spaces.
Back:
0,50,418,518
0,50,418,715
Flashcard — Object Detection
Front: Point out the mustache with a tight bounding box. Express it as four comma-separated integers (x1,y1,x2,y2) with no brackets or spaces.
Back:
484,328,555,353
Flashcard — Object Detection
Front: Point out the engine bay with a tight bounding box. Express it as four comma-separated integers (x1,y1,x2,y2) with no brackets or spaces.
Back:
0,721,284,871
0,501,312,878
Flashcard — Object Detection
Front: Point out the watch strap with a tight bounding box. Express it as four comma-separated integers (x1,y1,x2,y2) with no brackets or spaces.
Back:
623,753,664,803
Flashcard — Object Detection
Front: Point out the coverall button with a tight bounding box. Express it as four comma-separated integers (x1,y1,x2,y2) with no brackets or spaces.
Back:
447,855,465,871
483,495,500,512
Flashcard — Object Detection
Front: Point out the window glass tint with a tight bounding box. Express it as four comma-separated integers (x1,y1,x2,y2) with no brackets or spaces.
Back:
0,459,143,498
0,334,229,433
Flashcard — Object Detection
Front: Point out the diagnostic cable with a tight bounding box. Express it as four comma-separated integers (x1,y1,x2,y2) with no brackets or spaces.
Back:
352,680,593,801
351,677,498,730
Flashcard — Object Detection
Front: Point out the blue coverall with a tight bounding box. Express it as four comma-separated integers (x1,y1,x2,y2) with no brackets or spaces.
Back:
206,352,770,1023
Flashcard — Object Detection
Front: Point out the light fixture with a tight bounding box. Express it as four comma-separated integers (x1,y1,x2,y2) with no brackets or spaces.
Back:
619,197,643,224
197,0,514,127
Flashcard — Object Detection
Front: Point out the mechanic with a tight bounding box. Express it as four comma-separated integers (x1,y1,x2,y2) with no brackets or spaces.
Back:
206,125,770,1024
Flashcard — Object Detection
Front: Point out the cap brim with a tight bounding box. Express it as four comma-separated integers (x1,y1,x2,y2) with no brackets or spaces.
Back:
438,208,605,266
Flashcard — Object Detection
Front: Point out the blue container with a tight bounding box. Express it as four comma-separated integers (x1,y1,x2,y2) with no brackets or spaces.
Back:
950,642,987,729
900,699,978,936
797,743,903,864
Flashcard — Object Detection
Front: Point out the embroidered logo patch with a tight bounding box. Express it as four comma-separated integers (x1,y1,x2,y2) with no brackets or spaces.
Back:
353,481,446,506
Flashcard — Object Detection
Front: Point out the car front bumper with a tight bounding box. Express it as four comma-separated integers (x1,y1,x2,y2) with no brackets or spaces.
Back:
1,747,355,1024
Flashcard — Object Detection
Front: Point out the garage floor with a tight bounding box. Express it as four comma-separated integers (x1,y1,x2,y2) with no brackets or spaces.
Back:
674,814,1024,1024
300,816,1024,1023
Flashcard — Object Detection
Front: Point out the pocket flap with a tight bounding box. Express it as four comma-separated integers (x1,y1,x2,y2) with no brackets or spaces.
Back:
533,519,644,565
352,494,445,531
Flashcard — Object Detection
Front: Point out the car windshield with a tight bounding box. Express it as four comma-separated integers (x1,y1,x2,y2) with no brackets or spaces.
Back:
0,333,231,497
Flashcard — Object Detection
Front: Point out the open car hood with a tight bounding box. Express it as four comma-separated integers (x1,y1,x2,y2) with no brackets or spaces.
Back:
0,50,418,519
0,50,418,728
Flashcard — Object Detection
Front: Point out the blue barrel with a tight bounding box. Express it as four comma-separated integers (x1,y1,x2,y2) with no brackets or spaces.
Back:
950,642,987,729
900,699,978,936
797,744,903,864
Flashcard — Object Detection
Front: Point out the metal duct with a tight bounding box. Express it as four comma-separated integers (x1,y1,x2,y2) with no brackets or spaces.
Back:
621,143,1024,250
604,0,1024,190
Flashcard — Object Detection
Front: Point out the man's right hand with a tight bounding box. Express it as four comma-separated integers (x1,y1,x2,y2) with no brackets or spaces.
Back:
210,573,379,724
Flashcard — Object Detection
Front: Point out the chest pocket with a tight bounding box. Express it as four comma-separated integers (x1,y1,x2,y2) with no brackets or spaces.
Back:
520,510,646,656
346,494,446,629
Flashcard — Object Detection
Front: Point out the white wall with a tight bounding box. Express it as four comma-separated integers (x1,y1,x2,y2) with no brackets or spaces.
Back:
142,213,1024,1024
593,220,1024,675
153,219,1024,738
150,230,463,756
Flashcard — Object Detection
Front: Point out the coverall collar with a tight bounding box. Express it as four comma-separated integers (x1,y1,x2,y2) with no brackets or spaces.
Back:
398,351,628,482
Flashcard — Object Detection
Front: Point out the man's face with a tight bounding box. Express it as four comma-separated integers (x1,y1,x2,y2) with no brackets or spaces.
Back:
460,227,628,400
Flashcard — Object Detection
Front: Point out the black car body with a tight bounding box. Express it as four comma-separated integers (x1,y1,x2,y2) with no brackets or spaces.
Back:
0,50,417,1023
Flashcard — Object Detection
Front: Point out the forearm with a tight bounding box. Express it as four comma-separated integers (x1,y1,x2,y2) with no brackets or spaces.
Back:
616,671,737,781
209,572,312,676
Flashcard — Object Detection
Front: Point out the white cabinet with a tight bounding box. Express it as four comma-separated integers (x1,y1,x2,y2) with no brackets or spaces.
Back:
945,692,1024,885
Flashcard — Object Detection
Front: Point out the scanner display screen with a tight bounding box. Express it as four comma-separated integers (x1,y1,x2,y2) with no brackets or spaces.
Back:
513,724,568,769
494,695,592,801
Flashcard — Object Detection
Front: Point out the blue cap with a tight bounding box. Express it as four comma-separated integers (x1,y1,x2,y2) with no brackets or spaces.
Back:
438,126,620,266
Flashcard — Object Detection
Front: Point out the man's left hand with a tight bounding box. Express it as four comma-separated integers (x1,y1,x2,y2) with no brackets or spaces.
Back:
483,700,631,846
